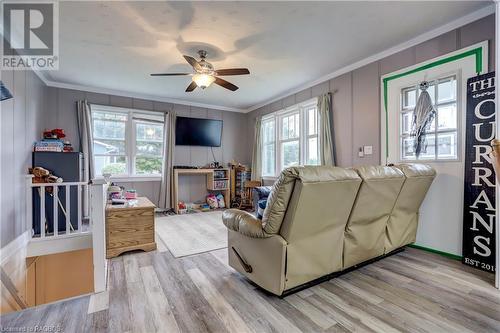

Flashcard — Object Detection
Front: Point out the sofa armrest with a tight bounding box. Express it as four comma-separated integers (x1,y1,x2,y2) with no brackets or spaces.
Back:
222,209,270,238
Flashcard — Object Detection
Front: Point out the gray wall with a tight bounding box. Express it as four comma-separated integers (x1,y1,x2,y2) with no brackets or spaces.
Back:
246,15,496,168
44,87,250,206
1,70,47,247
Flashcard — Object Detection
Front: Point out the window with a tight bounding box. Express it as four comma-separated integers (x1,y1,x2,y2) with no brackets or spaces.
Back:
400,75,458,161
91,105,164,178
261,99,320,177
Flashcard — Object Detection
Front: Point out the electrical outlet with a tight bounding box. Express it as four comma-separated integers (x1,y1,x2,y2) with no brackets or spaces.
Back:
358,147,364,158
364,145,373,155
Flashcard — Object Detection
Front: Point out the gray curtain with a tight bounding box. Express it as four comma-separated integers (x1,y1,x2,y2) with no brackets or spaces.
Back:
317,93,335,166
159,111,176,209
76,100,94,218
251,117,262,180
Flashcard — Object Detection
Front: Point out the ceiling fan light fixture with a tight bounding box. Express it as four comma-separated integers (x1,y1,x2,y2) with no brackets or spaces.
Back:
192,73,215,89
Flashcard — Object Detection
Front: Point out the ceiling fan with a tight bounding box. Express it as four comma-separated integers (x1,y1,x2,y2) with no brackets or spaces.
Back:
150,50,250,92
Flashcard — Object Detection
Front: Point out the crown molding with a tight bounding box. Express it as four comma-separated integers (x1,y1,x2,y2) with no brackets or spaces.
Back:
39,76,246,113
244,3,496,113
10,3,495,114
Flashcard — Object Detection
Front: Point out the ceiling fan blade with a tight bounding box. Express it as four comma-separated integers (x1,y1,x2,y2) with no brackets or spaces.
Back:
185,81,197,92
150,73,191,76
215,68,250,76
214,77,239,91
183,55,202,71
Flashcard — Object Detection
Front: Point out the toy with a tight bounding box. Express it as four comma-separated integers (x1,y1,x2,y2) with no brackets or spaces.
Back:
216,193,225,208
63,141,74,152
125,189,137,199
29,167,63,184
200,203,211,212
107,185,123,200
206,194,219,209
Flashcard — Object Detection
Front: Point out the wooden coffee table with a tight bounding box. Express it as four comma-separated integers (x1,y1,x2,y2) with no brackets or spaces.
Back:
105,197,157,258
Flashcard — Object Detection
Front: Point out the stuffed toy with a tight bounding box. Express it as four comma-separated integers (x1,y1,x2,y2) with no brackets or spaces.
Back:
216,194,225,208
207,194,219,209
29,167,63,184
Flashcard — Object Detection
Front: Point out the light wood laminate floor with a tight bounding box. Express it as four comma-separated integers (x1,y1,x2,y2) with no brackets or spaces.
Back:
1,245,499,333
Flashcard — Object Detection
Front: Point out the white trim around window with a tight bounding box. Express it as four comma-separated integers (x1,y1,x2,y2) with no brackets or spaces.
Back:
90,104,165,181
261,98,320,179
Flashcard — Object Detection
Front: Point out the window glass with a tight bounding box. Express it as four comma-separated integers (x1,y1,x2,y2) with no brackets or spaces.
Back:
401,137,415,160
94,156,127,176
399,75,457,161
262,144,275,176
437,104,457,130
438,78,456,103
261,118,276,176
427,84,436,104
93,140,126,155
260,100,321,177
135,156,162,174
418,135,435,160
437,132,457,160
308,108,317,135
401,112,413,135
91,108,164,177
282,140,299,168
307,137,319,165
402,89,416,109
281,113,299,139
263,119,275,143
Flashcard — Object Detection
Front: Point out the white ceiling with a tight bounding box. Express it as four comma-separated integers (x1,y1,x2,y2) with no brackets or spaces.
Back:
44,1,492,111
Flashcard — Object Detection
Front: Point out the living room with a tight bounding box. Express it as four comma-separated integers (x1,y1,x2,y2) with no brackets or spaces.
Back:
1,1,500,332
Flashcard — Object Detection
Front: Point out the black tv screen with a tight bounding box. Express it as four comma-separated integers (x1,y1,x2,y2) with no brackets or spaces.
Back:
175,116,223,147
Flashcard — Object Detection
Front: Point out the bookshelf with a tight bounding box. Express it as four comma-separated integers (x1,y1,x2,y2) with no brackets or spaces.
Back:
173,168,231,214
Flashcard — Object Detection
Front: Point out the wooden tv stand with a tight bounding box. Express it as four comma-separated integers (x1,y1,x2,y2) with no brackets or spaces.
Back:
173,168,230,214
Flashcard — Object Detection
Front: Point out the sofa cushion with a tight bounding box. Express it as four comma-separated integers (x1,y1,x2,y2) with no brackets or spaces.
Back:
385,163,436,252
257,199,267,220
262,166,361,235
222,209,270,238
253,186,272,214
254,186,272,198
343,165,405,269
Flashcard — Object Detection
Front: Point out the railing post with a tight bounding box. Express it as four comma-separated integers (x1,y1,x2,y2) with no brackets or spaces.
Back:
26,175,34,238
90,179,108,293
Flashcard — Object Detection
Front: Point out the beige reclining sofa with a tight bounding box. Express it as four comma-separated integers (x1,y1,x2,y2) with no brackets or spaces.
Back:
222,164,435,296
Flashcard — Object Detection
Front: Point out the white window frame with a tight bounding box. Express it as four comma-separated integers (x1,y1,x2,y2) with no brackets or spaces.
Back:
261,98,320,179
91,104,164,182
399,73,459,162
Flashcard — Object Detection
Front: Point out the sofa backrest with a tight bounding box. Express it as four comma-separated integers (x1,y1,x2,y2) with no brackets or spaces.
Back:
260,164,435,291
343,166,405,269
261,167,299,234
385,164,436,253
276,166,362,288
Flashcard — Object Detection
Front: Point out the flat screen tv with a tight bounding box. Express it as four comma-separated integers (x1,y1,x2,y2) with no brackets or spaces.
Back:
175,116,223,147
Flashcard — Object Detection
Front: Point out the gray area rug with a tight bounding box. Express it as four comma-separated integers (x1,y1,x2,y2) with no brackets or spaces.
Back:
156,211,227,258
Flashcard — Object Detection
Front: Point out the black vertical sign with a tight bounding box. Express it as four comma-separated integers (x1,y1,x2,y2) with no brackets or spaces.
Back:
463,71,496,273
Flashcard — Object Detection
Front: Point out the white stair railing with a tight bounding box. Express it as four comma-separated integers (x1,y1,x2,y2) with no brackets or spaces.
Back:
26,175,90,239
26,175,109,293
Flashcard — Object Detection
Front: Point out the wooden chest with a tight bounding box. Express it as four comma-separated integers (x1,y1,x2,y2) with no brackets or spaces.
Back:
105,197,156,258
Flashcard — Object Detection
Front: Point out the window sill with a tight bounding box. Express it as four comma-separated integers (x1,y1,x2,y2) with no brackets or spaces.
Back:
94,176,162,183
261,176,277,183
